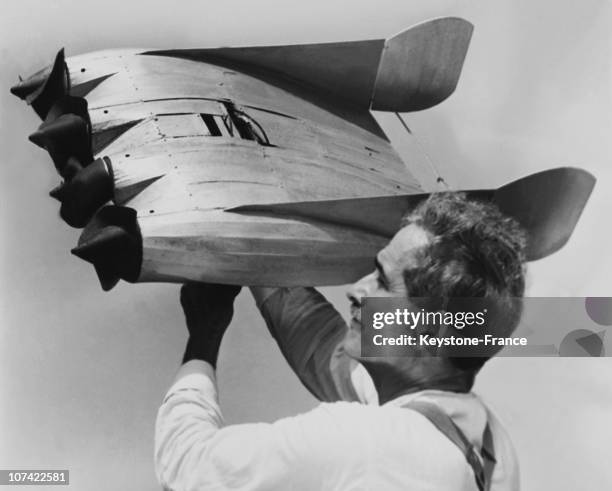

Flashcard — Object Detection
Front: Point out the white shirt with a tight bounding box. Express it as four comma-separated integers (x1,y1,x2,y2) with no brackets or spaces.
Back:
155,360,519,491
155,288,520,490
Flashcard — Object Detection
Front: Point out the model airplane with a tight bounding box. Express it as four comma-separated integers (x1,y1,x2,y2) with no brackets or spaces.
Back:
10,17,595,290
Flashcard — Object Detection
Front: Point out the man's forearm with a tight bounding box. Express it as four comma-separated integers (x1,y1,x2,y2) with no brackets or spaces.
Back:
250,286,364,402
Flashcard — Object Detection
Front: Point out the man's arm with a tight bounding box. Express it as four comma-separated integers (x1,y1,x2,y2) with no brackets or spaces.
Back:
156,359,328,491
156,283,313,490
251,287,377,404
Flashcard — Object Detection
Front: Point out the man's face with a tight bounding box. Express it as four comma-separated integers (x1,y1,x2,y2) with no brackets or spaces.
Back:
343,223,431,358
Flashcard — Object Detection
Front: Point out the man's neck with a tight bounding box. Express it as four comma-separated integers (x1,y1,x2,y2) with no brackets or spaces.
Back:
362,360,474,405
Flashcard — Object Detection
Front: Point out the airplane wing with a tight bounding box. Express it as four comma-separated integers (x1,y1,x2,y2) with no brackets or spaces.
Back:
13,36,428,231
11,16,474,231
10,17,595,290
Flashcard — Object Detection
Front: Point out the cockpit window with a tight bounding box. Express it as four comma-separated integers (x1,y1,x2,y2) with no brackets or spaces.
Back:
199,114,222,136
222,102,271,146
154,102,272,145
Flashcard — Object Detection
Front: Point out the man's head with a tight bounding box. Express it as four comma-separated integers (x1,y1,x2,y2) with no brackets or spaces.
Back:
344,193,527,386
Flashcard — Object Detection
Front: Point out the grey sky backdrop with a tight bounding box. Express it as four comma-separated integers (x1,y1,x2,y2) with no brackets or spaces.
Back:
1,0,611,489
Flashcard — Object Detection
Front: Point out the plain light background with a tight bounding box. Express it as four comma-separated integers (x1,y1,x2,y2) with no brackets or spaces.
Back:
1,0,611,489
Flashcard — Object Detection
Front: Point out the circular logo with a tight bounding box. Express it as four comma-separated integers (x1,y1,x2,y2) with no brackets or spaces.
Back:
585,297,612,326
559,329,605,357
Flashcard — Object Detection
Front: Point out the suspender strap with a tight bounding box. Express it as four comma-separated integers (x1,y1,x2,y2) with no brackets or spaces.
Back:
481,424,496,490
404,400,496,491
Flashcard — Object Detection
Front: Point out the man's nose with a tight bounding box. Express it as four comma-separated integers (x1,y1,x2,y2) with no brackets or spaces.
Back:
346,272,375,306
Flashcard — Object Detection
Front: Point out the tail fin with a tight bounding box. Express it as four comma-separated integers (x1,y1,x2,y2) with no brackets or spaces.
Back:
371,17,473,112
144,17,473,113
493,167,595,260
227,167,595,261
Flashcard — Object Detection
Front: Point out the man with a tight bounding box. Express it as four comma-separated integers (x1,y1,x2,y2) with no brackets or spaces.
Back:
155,193,526,490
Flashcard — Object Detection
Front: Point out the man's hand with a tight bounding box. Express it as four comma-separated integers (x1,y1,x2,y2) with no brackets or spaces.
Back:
180,282,241,367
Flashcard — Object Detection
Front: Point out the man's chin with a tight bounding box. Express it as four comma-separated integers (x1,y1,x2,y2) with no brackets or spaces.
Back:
342,335,361,360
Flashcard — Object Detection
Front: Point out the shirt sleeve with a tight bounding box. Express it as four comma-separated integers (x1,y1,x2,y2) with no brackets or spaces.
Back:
250,287,377,404
155,360,316,491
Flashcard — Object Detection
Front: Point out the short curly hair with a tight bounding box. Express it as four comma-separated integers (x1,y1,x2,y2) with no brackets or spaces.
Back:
401,192,527,370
